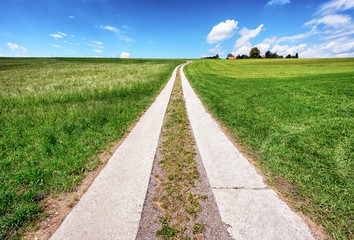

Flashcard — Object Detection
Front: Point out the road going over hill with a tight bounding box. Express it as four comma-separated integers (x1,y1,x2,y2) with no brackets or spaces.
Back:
51,62,316,239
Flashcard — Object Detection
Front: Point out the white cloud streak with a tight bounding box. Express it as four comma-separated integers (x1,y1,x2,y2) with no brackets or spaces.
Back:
207,20,238,44
318,0,354,15
49,32,67,39
101,25,120,33
7,42,27,52
120,52,131,58
266,0,290,6
208,43,224,55
305,14,352,28
100,25,133,42
7,42,18,50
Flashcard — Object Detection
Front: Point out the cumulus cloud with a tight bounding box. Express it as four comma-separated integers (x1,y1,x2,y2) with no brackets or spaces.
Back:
120,52,130,58
234,24,264,49
271,43,307,56
255,37,277,53
7,42,27,52
207,20,238,43
241,0,354,58
234,42,253,55
266,0,290,6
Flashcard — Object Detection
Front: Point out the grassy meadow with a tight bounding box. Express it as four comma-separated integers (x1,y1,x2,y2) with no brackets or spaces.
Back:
184,58,353,239
0,57,184,239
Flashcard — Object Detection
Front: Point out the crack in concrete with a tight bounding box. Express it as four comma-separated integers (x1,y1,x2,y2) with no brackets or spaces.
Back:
212,186,271,190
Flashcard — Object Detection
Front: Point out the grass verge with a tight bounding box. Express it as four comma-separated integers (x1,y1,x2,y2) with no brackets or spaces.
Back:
0,57,184,239
184,58,353,239
153,67,206,239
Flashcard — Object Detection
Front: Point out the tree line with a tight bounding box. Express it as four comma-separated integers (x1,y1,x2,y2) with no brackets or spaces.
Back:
201,47,299,59
227,47,299,59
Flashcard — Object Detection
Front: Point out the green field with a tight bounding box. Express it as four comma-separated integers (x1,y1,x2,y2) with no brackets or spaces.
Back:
0,57,184,239
184,58,353,239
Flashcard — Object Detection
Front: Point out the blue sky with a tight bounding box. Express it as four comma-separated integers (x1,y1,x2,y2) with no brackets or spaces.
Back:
1,0,353,58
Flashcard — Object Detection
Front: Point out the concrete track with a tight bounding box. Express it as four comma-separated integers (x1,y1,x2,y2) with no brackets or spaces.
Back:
51,62,315,239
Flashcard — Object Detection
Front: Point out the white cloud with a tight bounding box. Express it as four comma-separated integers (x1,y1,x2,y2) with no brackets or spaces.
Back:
276,32,312,45
207,20,238,44
266,0,290,6
120,52,131,58
118,35,133,42
93,40,102,45
7,42,27,52
100,25,133,43
49,32,67,39
20,46,27,53
271,43,307,56
49,34,63,39
234,24,264,49
94,49,102,53
332,41,354,53
299,38,354,58
101,25,120,33
244,0,354,58
234,42,253,55
305,14,351,28
255,37,277,53
69,16,75,19
7,42,18,50
86,42,104,49
208,43,224,55
319,0,354,15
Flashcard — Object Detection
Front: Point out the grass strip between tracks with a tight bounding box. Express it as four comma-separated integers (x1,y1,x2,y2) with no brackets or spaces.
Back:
153,67,207,240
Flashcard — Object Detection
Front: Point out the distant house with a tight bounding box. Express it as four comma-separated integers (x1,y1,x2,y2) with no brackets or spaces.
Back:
262,56,266,58
227,56,237,59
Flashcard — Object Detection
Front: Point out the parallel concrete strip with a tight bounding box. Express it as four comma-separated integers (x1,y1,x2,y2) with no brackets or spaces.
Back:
51,64,183,240
180,65,314,240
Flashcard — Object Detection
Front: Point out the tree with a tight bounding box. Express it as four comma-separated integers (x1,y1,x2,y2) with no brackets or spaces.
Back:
295,53,299,58
265,50,271,58
249,47,261,58
227,53,234,58
286,54,292,58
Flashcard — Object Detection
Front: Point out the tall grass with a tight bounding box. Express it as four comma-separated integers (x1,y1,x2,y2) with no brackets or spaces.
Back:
0,57,184,239
184,58,353,239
